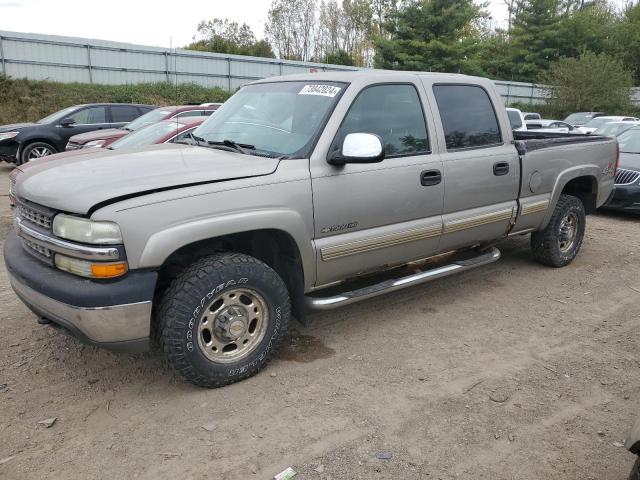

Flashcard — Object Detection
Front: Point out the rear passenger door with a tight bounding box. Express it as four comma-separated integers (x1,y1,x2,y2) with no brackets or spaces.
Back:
428,83,519,251
311,82,444,286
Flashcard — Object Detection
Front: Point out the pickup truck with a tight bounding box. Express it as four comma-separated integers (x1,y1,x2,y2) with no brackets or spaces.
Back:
5,71,618,388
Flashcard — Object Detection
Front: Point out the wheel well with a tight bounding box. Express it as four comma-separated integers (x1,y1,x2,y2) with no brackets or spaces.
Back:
21,139,59,153
154,229,307,323
561,176,597,214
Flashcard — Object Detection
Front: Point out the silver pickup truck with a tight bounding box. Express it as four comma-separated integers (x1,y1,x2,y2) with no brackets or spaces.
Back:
5,71,617,387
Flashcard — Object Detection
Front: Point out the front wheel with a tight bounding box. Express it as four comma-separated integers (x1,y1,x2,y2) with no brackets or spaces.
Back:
531,194,586,267
19,142,57,165
158,253,291,388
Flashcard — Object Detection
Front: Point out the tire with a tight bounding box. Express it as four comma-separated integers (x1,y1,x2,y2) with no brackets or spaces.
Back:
19,142,57,165
158,253,291,388
629,457,640,480
531,194,586,267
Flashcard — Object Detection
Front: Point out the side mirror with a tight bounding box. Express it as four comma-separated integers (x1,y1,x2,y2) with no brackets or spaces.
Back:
60,117,76,127
328,133,385,166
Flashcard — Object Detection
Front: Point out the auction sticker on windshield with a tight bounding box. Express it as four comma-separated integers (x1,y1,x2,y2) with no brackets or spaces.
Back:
299,85,341,97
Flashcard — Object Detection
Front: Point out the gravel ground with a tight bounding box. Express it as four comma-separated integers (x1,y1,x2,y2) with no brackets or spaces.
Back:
0,163,639,479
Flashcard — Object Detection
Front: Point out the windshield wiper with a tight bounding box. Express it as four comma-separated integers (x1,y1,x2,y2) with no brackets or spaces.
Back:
174,132,205,146
207,139,255,155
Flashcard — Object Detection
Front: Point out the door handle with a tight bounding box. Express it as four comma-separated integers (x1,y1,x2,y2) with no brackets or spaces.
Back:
420,169,442,186
493,161,510,176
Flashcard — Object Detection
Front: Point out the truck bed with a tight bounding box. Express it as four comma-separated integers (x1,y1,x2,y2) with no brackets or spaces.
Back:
513,131,610,152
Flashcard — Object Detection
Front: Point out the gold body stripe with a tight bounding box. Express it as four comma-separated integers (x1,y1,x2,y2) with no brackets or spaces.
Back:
443,207,515,234
521,199,550,215
321,224,442,261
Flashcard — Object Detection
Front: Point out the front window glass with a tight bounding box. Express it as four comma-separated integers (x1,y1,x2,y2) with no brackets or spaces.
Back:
564,113,592,125
617,128,640,154
584,117,611,129
68,106,107,124
193,81,346,158
125,108,173,131
335,84,429,156
37,106,77,124
110,122,182,149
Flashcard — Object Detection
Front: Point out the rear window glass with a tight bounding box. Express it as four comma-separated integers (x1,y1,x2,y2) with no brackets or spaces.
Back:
433,85,502,150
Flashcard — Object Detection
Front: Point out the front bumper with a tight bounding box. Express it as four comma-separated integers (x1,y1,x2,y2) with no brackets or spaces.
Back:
4,232,157,352
0,140,19,163
604,185,640,212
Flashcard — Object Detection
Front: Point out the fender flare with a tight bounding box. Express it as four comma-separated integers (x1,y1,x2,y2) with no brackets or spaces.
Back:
137,208,316,290
541,165,600,229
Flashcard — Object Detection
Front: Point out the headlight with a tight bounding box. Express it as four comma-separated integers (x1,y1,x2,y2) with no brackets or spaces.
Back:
0,131,19,142
53,214,123,244
55,254,128,279
83,140,106,148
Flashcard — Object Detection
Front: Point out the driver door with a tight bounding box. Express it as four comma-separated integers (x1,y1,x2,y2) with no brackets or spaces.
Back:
311,82,444,287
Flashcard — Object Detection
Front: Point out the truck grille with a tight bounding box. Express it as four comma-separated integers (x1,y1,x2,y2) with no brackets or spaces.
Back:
615,168,640,185
17,202,53,229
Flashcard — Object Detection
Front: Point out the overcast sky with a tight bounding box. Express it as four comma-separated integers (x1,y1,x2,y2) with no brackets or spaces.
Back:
0,0,628,49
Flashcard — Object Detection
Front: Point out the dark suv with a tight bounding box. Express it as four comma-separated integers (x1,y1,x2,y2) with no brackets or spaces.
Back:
0,103,155,165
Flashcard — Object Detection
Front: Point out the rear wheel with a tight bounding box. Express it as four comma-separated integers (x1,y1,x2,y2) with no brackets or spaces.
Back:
19,142,57,165
158,253,291,388
531,194,586,267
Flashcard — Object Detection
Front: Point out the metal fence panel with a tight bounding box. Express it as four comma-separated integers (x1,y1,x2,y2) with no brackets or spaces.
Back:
1,30,638,106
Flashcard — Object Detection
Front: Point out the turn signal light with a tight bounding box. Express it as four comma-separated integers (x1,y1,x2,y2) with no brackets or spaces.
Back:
91,262,128,278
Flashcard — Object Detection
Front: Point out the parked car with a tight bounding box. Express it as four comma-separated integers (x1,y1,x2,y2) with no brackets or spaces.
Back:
6,71,617,387
575,116,639,135
604,126,640,212
108,117,205,150
526,119,577,133
506,107,527,131
564,111,606,127
66,104,221,150
593,121,640,137
0,103,155,165
523,112,541,120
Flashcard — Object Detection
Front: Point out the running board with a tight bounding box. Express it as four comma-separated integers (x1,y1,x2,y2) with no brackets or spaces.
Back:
304,247,501,311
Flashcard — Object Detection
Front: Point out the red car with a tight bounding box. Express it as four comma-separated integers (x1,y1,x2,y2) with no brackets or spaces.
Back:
65,103,221,150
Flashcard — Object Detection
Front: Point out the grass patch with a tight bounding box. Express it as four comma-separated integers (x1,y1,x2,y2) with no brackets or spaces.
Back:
0,75,231,124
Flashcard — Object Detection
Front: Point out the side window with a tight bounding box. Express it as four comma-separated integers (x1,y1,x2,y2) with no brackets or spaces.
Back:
69,106,107,124
432,85,502,150
175,110,203,118
336,84,429,157
111,105,141,123
171,129,194,143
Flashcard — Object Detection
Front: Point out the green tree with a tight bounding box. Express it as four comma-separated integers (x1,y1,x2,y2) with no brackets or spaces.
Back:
541,51,634,116
373,0,489,74
186,18,275,58
614,2,640,84
509,0,564,82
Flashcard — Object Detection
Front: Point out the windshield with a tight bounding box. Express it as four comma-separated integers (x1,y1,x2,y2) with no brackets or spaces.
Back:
37,106,77,124
125,108,173,131
507,110,522,129
618,128,640,154
564,113,593,125
595,122,636,137
193,81,346,157
110,121,182,149
584,117,614,129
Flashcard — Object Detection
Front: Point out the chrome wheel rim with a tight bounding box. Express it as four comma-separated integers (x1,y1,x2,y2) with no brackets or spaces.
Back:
28,146,53,159
197,288,268,363
558,212,578,253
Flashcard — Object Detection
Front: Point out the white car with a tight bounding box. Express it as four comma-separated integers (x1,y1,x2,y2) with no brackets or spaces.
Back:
575,116,638,135
526,119,577,134
506,108,527,131
593,121,640,137
523,112,541,121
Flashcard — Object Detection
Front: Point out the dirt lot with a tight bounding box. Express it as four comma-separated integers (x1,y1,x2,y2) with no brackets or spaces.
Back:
0,163,639,480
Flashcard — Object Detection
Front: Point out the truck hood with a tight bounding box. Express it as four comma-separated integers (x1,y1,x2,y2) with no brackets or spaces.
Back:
69,128,128,145
16,144,280,214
